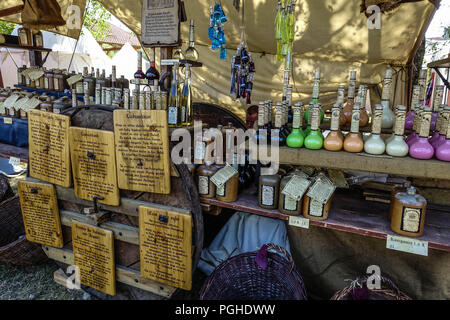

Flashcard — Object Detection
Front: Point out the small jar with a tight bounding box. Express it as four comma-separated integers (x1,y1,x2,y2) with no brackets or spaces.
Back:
390,187,427,237
17,65,26,86
44,69,55,90
40,96,54,112
197,162,219,199
216,171,239,203
18,27,32,46
278,173,302,216
53,69,66,92
302,194,334,221
258,174,281,210
33,30,44,48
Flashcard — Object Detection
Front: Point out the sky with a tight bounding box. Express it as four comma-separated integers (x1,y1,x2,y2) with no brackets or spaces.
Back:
426,0,450,39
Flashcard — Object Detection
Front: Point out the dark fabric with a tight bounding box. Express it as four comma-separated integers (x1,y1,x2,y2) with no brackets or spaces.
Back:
0,117,28,147
287,225,450,300
21,0,65,30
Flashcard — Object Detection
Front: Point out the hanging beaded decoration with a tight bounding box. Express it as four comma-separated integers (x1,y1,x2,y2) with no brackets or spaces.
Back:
209,1,228,60
276,1,296,64
230,0,255,105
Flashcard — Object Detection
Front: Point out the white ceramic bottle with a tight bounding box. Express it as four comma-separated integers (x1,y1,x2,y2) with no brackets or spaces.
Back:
364,104,386,154
386,105,409,157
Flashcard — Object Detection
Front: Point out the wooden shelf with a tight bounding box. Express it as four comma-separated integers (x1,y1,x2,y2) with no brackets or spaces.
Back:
0,142,28,162
277,147,450,180
428,57,450,69
0,43,51,52
201,191,450,252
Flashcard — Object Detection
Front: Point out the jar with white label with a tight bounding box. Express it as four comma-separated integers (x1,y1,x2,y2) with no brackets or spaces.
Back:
196,162,218,199
258,174,280,210
215,164,239,203
278,173,302,216
302,193,334,221
390,186,426,237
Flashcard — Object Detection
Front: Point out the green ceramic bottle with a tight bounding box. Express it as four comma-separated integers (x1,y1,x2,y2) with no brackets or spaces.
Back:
304,103,324,150
287,103,304,148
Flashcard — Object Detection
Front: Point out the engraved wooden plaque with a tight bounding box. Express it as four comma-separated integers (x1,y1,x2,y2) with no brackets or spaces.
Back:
138,206,192,290
69,127,120,206
18,180,63,248
28,110,71,187
141,0,180,47
114,110,171,194
72,221,116,296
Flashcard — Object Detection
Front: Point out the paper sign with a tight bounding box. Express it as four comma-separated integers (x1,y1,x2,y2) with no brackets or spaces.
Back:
281,175,311,201
3,94,19,108
26,97,42,110
288,216,310,229
211,165,238,188
3,117,13,124
141,0,180,47
386,235,428,256
307,175,336,204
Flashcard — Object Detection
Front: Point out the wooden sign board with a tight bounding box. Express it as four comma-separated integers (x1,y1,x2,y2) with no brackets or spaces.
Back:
69,127,120,206
113,110,171,194
141,0,180,47
28,110,71,187
72,221,116,296
18,180,63,248
139,206,192,290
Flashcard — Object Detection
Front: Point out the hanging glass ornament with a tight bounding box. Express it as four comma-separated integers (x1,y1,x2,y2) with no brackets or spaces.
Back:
209,1,228,60
276,1,296,64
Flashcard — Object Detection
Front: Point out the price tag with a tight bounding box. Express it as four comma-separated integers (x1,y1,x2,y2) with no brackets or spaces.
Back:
211,164,238,188
288,216,310,229
307,174,336,204
281,174,311,201
4,117,13,124
386,235,428,256
9,157,20,166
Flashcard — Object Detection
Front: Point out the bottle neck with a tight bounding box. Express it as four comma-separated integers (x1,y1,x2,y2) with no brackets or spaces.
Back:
292,107,301,129
350,108,360,133
394,109,406,136
372,108,383,135
418,111,432,138
310,107,320,131
330,108,341,131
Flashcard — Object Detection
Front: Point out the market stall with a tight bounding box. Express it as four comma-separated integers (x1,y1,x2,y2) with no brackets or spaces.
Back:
0,0,449,300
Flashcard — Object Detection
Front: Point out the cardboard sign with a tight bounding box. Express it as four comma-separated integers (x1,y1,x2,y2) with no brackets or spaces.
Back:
69,127,120,206
28,110,72,187
72,221,116,296
113,110,171,194
386,235,428,256
18,181,63,248
139,206,192,290
141,0,180,47
288,216,310,229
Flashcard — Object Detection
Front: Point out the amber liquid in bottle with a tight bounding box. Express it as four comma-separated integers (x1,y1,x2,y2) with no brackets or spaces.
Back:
197,162,219,199
215,172,239,203
258,174,281,210
390,187,427,237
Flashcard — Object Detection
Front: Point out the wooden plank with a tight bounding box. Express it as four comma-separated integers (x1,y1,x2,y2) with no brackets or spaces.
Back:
428,57,450,69
27,176,191,217
69,127,120,206
278,147,450,180
201,192,450,252
0,5,24,18
113,110,171,194
42,246,176,298
0,142,29,163
28,110,71,187
0,43,51,52
18,180,63,248
72,221,116,296
139,205,192,290
60,210,139,245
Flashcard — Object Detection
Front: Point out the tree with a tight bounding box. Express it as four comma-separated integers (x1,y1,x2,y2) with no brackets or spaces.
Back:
83,0,111,41
0,21,17,35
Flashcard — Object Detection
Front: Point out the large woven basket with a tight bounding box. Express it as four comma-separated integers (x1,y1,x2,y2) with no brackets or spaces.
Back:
330,275,412,300
0,196,47,266
200,244,307,300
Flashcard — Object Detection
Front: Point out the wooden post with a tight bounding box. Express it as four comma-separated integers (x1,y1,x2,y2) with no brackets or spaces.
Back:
29,50,43,67
0,68,4,88
160,47,173,90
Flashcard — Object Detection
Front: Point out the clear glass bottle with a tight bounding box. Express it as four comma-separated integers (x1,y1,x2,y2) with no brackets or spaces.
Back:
181,64,193,126
167,63,181,127
184,19,199,61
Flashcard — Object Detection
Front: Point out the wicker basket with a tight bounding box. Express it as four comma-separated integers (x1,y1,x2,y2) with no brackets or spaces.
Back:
200,244,307,300
0,196,47,266
331,275,412,300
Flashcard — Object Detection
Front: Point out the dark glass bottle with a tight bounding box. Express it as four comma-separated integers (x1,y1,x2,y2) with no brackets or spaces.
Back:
134,51,146,82
145,48,160,87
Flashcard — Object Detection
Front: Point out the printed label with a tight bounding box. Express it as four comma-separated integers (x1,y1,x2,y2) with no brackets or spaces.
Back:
282,175,311,201
411,86,420,107
394,110,406,136
4,117,13,124
181,106,187,123
288,216,310,229
95,87,101,104
44,78,49,89
115,88,122,101
211,165,238,188
198,176,209,195
310,108,320,130
292,108,301,128
312,79,320,100
348,81,356,99
168,106,178,124
307,176,336,204
386,235,428,256
54,78,59,91
350,110,360,133
284,196,298,211
25,77,31,86
419,112,431,138
194,141,206,161
330,108,341,131
216,184,225,197
308,199,324,217
382,78,392,100
261,185,275,206
372,111,382,134
401,207,422,233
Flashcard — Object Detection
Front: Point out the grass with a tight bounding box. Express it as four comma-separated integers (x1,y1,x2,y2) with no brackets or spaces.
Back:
0,260,86,300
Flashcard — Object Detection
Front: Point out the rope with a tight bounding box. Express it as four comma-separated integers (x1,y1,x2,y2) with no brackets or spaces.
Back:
239,0,246,45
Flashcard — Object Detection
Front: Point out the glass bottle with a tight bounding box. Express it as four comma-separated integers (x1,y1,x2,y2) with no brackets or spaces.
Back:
344,102,364,153
134,51,146,84
146,48,160,88
304,104,323,150
272,104,286,147
390,186,427,237
407,105,423,146
324,103,344,151
364,104,385,155
405,84,421,130
380,69,395,129
430,105,444,148
357,85,369,127
167,63,181,127
18,27,32,46
216,169,239,203
184,19,199,61
82,67,95,102
197,161,219,199
302,193,334,221
258,173,281,210
286,103,304,148
277,102,289,139
409,109,434,160
386,105,409,157
181,64,193,126
436,117,450,161
342,71,357,125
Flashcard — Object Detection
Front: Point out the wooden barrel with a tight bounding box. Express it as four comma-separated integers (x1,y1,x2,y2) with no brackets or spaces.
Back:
52,106,203,300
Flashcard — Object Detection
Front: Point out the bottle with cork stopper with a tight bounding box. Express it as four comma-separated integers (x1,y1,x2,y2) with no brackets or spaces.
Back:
342,71,357,125
364,104,385,155
324,103,344,151
343,102,364,153
286,102,304,148
380,69,395,129
409,108,434,159
386,105,409,157
436,113,450,161
304,103,323,150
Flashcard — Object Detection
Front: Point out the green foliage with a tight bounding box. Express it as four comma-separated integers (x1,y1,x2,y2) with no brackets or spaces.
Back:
83,0,111,41
0,21,17,35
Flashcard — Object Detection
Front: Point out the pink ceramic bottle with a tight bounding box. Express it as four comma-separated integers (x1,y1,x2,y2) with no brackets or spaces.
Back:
409,109,434,160
429,105,444,148
405,85,420,130
435,106,450,149
436,118,450,161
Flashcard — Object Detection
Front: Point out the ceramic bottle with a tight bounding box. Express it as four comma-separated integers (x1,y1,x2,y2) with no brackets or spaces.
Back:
343,102,364,153
324,103,344,151
409,109,434,159
364,104,385,155
286,103,304,148
304,104,324,150
380,69,395,129
386,105,409,157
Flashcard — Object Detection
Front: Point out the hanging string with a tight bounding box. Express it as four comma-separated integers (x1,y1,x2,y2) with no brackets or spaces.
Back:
240,0,246,45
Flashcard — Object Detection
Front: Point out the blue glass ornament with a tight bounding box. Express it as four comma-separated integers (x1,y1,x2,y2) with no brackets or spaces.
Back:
220,46,227,60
